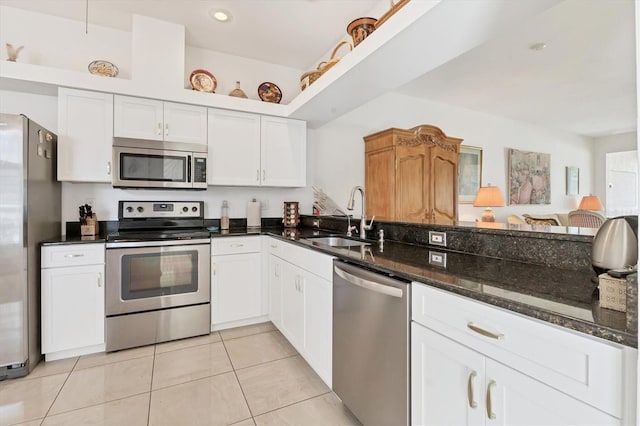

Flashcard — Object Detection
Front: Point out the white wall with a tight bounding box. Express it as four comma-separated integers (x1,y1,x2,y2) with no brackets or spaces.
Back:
591,132,638,202
0,6,132,78
308,92,595,223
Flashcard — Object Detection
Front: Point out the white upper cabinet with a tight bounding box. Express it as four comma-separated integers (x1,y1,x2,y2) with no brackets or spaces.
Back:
114,95,207,145
207,108,306,187
57,88,113,182
207,108,261,185
261,116,306,187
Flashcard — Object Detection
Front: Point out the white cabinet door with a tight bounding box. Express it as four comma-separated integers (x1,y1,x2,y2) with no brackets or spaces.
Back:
412,323,485,426
211,252,262,325
485,359,619,426
207,108,261,185
268,254,283,329
302,271,332,387
114,95,164,141
260,116,306,187
163,101,207,145
57,88,113,182
41,265,104,353
280,263,305,352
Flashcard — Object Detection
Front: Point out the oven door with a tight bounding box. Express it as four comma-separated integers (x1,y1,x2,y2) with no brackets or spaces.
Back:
113,146,197,189
106,240,210,316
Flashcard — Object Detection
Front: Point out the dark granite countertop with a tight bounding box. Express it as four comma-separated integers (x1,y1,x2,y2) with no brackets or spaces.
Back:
265,229,636,348
41,235,107,245
41,226,636,347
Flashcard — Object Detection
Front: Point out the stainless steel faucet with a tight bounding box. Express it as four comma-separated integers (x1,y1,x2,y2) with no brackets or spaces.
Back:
347,186,375,239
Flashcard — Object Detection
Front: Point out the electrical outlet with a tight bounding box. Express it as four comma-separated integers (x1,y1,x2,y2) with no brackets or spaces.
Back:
261,199,269,210
428,231,447,247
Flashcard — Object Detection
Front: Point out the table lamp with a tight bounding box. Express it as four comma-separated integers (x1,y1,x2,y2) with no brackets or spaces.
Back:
578,195,603,211
473,186,505,222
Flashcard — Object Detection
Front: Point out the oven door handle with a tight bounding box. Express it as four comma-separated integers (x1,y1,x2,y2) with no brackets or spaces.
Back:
188,155,192,184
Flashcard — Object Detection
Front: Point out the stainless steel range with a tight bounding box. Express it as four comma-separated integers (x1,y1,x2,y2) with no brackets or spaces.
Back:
105,201,210,351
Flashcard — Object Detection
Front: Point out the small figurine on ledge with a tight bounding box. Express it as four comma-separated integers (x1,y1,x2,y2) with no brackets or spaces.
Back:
6,43,24,62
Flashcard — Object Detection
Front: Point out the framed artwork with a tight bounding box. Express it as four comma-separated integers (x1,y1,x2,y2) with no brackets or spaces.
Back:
508,148,551,205
566,166,579,196
458,146,483,203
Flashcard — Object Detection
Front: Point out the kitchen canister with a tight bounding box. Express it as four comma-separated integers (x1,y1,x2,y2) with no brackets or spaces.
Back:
283,201,300,228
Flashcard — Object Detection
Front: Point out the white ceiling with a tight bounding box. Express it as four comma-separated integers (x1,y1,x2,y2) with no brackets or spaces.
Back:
397,0,637,137
0,0,636,137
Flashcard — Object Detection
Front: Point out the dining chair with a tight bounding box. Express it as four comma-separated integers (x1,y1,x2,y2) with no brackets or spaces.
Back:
568,209,606,228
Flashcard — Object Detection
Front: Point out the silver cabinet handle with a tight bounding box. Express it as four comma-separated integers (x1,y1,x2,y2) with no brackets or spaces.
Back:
64,253,84,258
262,169,266,181
467,323,504,340
270,244,278,249
106,161,111,175
274,263,279,278
97,272,102,288
164,123,169,136
212,263,216,276
256,169,260,181
334,266,403,298
486,380,497,420
230,243,244,248
467,370,478,408
157,122,162,136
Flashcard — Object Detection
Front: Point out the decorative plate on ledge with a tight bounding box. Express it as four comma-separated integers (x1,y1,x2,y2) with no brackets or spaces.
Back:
258,82,282,103
88,60,118,77
189,69,217,93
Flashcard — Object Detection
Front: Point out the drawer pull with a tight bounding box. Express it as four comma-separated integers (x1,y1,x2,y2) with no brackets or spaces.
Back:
230,243,244,248
467,322,504,340
64,253,85,258
97,272,102,288
270,244,278,249
467,370,478,408
486,380,497,420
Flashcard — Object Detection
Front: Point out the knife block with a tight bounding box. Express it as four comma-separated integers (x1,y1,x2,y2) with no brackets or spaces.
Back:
81,213,99,236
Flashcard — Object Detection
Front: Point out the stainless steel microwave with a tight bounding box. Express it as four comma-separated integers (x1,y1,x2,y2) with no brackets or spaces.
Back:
112,138,207,190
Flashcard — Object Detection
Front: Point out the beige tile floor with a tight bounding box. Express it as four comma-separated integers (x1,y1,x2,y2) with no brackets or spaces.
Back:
0,322,360,426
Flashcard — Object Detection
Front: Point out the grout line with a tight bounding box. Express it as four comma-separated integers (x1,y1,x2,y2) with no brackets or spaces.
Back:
147,349,155,426
252,390,333,419
39,391,151,419
220,336,255,418
233,353,299,373
40,368,74,420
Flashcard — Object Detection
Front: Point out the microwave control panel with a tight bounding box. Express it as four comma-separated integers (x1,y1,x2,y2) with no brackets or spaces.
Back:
194,157,207,183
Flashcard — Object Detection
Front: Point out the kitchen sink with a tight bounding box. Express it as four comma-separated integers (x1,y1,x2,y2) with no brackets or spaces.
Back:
306,236,370,247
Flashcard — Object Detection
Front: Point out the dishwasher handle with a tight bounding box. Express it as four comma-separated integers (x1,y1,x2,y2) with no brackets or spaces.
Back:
334,265,404,298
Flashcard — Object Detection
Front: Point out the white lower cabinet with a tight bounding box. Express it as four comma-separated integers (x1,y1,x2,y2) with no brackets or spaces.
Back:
411,284,636,426
211,236,265,330
41,244,105,360
412,324,619,426
266,237,333,387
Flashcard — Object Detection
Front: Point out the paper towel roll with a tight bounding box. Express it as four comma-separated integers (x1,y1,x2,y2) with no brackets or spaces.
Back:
247,199,261,228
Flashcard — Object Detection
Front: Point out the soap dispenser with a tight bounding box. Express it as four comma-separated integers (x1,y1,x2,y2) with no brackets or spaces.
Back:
221,200,230,230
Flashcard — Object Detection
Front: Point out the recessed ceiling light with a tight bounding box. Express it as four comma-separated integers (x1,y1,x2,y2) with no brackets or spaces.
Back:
529,42,547,51
209,9,232,22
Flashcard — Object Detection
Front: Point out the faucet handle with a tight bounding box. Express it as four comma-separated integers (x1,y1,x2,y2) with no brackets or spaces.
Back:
364,215,375,230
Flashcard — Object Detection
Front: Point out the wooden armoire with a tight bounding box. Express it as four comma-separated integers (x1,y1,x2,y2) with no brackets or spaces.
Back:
363,125,463,224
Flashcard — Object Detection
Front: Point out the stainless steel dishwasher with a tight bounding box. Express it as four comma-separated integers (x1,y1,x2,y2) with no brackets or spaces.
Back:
333,259,410,426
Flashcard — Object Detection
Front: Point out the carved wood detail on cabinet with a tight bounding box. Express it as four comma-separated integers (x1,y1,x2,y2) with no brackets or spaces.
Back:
364,125,462,224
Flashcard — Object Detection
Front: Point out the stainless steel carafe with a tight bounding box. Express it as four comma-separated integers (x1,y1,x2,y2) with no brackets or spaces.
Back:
592,216,638,275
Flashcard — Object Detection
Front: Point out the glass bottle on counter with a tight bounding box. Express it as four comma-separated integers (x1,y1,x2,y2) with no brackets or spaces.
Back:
221,200,230,230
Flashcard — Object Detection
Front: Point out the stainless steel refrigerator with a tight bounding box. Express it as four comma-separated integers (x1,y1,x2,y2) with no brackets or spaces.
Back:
0,114,61,379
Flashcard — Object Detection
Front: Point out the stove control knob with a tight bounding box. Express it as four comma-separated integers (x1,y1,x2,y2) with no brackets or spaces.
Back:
192,206,198,212
183,206,189,212
126,206,133,213
137,206,144,213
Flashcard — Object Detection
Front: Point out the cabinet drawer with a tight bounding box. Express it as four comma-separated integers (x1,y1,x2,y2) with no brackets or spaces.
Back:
281,240,334,281
412,283,632,419
211,236,261,255
42,244,105,268
265,236,284,257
